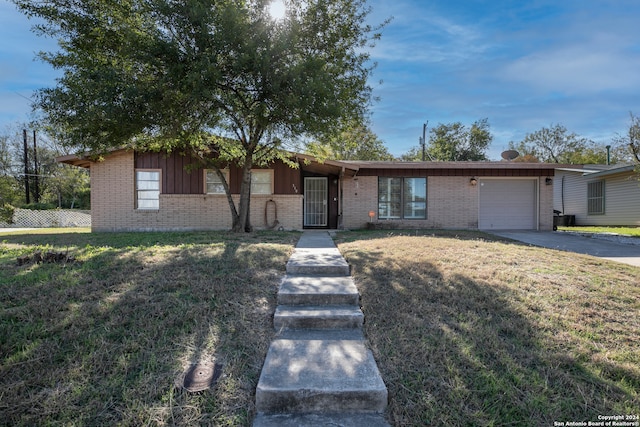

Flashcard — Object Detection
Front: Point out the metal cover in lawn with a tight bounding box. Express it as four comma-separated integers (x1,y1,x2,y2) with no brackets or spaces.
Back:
177,360,223,392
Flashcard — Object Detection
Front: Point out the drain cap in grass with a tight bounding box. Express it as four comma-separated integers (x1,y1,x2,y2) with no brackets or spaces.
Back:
177,360,223,392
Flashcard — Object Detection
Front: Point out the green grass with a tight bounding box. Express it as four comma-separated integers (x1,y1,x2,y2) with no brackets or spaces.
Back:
334,230,640,426
3,228,640,426
1,229,299,426
558,225,640,237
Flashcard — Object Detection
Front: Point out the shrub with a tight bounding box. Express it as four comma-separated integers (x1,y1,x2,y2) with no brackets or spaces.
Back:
21,202,57,210
0,203,15,224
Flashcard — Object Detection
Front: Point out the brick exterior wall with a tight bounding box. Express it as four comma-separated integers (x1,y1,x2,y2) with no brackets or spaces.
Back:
90,151,303,231
538,177,554,231
90,152,552,231
342,175,553,230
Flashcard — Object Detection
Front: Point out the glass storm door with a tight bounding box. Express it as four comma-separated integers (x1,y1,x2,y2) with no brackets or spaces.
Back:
304,177,328,227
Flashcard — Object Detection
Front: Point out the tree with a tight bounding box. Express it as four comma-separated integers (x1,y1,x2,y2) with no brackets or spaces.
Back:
15,0,385,232
1,123,91,209
399,146,424,162
307,119,393,161
508,138,612,164
402,119,491,161
512,124,593,164
612,112,640,163
0,135,21,206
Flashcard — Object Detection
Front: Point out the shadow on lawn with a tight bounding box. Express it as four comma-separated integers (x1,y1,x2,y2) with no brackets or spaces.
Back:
0,231,296,426
342,242,637,426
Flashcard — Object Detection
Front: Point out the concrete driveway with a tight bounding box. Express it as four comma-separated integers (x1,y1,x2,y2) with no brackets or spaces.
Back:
488,231,640,267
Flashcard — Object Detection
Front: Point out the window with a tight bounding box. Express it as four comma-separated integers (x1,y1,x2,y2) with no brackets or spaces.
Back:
136,170,160,210
205,169,229,194
378,177,426,219
587,180,605,215
251,170,273,195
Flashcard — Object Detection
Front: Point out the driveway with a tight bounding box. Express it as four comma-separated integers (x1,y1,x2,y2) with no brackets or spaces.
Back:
488,231,640,267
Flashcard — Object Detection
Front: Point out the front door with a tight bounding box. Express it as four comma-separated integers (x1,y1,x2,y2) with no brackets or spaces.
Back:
304,177,328,227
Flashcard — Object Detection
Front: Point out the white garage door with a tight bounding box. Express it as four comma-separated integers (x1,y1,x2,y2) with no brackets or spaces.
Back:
479,179,537,230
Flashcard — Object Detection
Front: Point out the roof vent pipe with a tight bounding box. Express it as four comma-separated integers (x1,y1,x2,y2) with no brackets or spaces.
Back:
606,145,611,165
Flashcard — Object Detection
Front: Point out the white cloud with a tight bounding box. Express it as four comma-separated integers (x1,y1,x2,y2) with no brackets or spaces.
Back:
503,33,640,94
369,0,491,65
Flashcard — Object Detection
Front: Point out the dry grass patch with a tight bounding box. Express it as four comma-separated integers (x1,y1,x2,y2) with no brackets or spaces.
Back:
335,230,640,426
0,230,298,426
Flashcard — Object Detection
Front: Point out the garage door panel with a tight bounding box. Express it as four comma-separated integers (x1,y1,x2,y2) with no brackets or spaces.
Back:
479,180,536,230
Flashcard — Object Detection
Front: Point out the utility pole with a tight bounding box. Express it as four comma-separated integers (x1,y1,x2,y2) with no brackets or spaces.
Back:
33,130,40,203
421,121,429,161
23,129,30,204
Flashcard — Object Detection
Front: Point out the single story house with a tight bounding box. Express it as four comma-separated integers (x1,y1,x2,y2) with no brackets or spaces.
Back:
58,149,561,232
554,164,640,226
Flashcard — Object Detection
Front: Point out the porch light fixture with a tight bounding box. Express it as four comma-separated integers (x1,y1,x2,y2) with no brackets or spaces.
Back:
545,177,552,185
469,177,478,186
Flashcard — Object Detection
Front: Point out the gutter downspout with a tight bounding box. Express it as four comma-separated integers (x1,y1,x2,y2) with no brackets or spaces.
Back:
338,167,344,229
561,175,565,215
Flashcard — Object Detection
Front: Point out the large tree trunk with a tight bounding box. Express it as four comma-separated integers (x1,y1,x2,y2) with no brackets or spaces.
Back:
232,158,254,232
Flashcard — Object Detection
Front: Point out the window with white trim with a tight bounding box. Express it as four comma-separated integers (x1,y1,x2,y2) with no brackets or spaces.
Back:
378,177,426,219
205,169,229,194
587,180,605,215
251,170,273,195
136,170,160,210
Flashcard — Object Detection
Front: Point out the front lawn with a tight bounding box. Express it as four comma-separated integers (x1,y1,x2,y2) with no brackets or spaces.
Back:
335,230,640,426
558,226,640,237
0,230,298,426
2,229,639,426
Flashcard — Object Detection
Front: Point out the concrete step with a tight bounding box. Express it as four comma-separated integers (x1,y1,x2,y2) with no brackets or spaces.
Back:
278,275,360,306
253,412,390,426
274,305,364,330
286,248,350,276
255,335,387,413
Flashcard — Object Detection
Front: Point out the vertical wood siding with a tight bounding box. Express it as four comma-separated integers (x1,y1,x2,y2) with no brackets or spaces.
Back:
134,152,301,195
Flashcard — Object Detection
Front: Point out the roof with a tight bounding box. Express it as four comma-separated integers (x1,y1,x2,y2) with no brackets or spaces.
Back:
57,149,578,174
344,160,566,170
56,154,97,169
56,149,130,169
584,164,637,178
293,153,359,177
557,164,637,178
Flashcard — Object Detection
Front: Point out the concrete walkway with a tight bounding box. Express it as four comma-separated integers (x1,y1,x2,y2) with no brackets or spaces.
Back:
253,231,389,426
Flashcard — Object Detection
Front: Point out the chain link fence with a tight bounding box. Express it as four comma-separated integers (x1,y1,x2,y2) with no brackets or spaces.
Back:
0,208,91,228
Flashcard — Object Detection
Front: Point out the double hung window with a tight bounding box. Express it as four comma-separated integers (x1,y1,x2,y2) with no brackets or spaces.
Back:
136,170,160,210
251,170,273,195
587,180,605,215
205,169,229,194
378,177,426,219
205,169,272,194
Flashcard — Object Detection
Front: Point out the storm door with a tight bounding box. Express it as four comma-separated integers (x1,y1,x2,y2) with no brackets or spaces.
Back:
304,177,328,227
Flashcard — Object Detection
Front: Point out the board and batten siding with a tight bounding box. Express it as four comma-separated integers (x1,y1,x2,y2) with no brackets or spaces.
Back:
554,170,640,226
134,151,301,195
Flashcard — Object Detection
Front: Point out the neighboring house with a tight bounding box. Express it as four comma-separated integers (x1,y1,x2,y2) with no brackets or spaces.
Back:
554,164,640,226
58,149,560,232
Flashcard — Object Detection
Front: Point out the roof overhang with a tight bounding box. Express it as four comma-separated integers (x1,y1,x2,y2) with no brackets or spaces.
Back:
56,148,131,169
583,164,637,178
294,153,360,177
56,154,94,169
349,160,569,171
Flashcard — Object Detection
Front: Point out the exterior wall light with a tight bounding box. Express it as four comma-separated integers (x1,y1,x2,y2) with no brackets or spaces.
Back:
545,177,553,185
470,177,478,186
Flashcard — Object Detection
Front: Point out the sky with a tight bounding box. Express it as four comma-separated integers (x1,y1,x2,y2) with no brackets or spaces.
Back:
1,0,640,160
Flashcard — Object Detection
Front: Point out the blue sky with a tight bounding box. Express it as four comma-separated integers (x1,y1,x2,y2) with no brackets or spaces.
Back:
2,0,640,160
